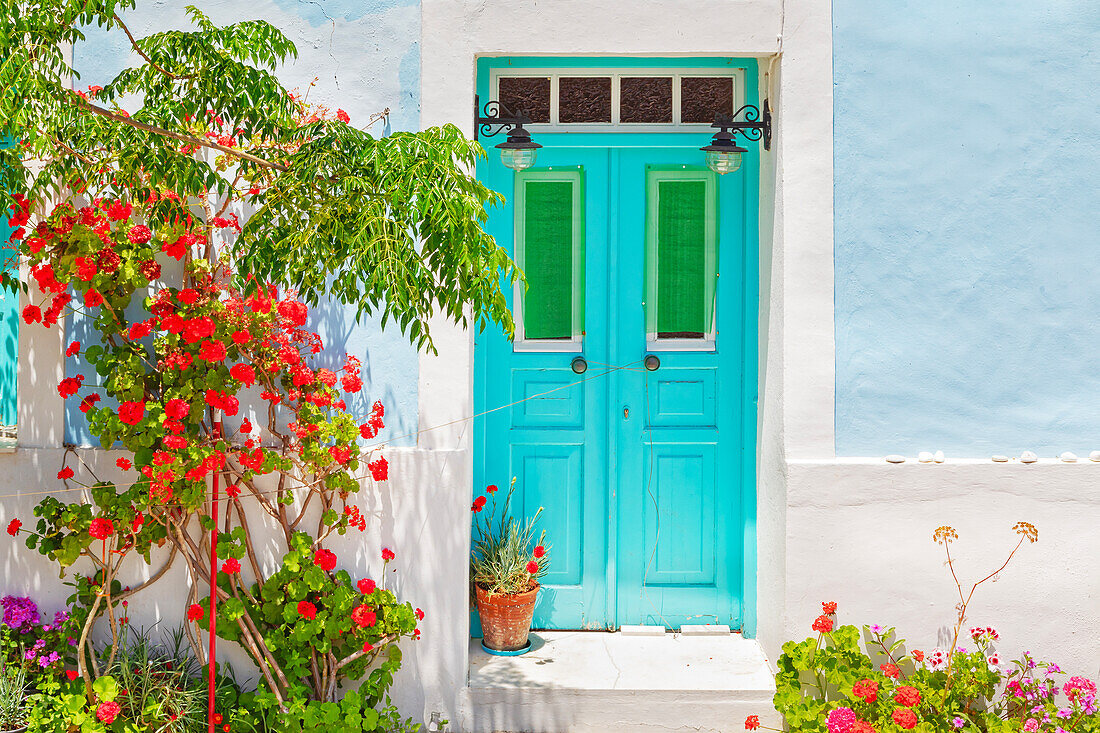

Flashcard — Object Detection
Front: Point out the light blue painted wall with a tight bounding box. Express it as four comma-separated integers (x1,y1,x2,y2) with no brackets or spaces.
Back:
66,0,421,446
833,2,1100,456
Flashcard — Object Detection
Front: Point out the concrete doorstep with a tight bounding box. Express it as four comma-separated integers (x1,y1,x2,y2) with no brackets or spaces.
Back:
467,631,779,733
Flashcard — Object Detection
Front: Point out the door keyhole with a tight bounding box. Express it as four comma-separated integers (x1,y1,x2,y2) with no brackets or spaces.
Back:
623,406,630,420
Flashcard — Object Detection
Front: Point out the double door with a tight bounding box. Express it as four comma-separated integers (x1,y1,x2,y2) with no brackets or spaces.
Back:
474,142,751,630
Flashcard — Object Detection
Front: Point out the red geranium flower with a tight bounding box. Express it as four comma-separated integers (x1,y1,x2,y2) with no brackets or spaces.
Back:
187,604,205,622
6,519,21,536
486,484,498,494
83,289,104,307
79,394,101,413
89,518,114,539
21,305,41,324
221,558,241,574
533,545,546,558
198,339,227,362
64,670,78,681
822,601,837,615
297,600,317,620
415,607,425,621
357,578,376,594
57,467,74,480
66,340,81,357
894,685,921,707
911,649,924,662
131,513,144,533
745,716,760,731
811,614,834,633
853,678,878,703
106,201,132,221
96,701,121,724
230,363,255,387
368,456,388,481
116,458,132,470
892,708,918,730
58,375,83,398
118,400,145,425
127,224,152,244
381,548,395,562
526,560,539,574
165,398,190,419
336,109,350,123
362,641,373,653
351,604,376,628
231,330,251,344
128,321,152,340
313,549,337,572
881,663,901,679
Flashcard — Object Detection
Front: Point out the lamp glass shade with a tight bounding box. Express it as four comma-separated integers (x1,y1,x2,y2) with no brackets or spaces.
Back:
705,149,743,175
500,147,538,171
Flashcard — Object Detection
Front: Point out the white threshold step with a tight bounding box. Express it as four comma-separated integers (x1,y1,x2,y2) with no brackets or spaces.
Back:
466,631,778,733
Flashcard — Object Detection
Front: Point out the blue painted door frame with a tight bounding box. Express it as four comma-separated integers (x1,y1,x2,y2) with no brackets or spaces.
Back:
473,57,759,634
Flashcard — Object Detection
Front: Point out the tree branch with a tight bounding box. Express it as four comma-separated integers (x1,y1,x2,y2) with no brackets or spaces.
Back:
68,93,289,173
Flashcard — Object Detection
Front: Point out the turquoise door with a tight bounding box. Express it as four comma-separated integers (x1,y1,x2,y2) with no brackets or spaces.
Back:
474,139,756,631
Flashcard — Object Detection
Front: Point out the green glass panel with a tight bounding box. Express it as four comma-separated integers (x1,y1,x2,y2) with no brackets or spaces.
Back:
523,180,575,339
656,180,708,336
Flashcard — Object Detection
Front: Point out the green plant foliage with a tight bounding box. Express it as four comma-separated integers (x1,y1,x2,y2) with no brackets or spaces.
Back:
1,1,517,351
470,479,549,595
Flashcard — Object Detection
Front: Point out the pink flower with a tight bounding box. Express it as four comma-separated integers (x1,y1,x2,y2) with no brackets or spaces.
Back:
826,707,857,733
1023,720,1038,732
1064,676,1097,702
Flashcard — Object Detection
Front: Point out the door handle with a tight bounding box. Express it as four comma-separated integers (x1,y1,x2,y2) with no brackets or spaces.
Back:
643,354,661,371
571,356,588,374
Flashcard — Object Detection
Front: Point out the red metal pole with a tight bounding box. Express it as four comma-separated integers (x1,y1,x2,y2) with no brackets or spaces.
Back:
208,413,222,733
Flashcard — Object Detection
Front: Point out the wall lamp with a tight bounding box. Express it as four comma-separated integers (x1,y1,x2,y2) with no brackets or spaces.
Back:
701,101,772,174
475,95,771,174
474,96,543,172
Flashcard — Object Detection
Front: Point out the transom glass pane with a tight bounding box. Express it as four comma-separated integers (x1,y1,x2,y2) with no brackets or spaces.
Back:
558,77,612,123
499,77,551,123
680,77,734,124
620,77,673,123
645,170,717,341
516,172,584,342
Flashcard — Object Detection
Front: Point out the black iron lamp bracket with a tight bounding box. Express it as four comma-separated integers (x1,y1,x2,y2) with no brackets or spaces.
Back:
714,101,772,151
474,95,535,141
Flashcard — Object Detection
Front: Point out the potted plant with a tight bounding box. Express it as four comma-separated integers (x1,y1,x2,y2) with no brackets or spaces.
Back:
0,664,27,733
470,480,549,653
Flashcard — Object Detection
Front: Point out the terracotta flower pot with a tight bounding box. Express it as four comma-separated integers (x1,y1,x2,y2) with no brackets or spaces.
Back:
475,584,539,652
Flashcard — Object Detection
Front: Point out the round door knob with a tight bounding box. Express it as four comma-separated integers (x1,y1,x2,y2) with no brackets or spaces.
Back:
571,356,588,374
644,354,661,371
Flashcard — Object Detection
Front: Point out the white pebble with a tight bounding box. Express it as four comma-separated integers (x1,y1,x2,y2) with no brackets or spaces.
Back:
933,450,945,463
1020,451,1038,464
918,451,933,463
885,454,906,464
991,455,1009,463
1060,451,1077,463
1089,450,1100,462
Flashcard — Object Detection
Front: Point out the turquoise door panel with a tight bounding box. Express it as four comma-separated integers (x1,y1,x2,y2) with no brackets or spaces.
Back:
610,148,745,628
474,58,759,634
474,147,612,630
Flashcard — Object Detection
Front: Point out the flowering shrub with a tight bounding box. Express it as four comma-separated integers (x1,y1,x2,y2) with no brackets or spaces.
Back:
747,524,1098,732
8,195,418,722
470,481,549,595
0,595,78,681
